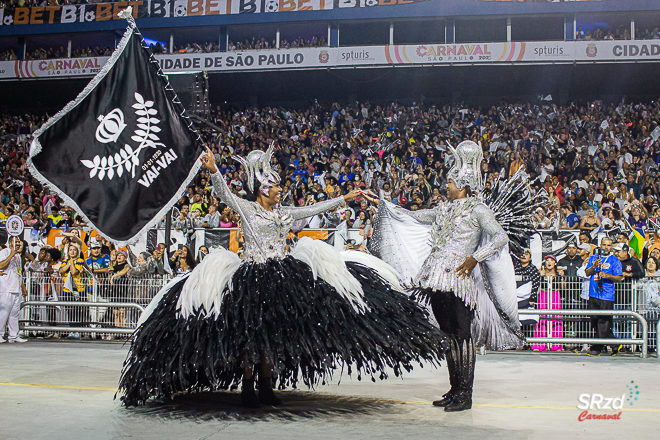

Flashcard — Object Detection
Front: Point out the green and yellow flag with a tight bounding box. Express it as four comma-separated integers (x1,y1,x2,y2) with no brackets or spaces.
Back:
629,229,645,259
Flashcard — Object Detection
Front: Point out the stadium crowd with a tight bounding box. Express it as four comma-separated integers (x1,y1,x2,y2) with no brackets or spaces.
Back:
0,36,329,61
2,97,660,344
576,25,660,41
3,98,660,243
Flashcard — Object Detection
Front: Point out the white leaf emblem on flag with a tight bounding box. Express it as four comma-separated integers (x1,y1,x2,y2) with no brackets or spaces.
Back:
81,92,166,181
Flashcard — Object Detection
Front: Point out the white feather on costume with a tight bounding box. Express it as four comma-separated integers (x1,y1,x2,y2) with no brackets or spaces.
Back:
368,200,432,283
290,237,367,313
339,250,405,292
137,273,190,327
177,249,242,319
472,241,523,350
368,200,523,349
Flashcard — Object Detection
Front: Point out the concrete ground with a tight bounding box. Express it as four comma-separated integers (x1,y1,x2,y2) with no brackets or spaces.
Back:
0,341,658,440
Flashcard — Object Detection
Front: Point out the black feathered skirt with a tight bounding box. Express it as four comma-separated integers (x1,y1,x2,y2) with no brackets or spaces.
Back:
118,249,446,406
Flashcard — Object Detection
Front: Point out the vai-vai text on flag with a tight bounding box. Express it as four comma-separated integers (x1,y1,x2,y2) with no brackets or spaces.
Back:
27,10,204,244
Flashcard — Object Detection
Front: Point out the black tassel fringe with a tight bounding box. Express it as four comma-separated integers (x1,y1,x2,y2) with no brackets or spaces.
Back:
118,256,447,406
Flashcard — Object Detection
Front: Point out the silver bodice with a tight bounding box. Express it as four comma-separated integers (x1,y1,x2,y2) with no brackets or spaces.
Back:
395,197,508,309
211,172,344,263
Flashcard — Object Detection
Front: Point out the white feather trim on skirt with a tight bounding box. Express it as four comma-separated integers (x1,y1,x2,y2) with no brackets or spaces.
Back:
176,248,242,319
291,237,367,313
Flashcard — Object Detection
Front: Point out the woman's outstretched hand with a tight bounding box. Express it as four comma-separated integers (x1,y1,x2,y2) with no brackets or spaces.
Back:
362,191,379,205
343,189,362,203
201,146,218,174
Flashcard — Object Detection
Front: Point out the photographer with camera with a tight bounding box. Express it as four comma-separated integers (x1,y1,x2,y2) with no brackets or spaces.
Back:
584,237,623,356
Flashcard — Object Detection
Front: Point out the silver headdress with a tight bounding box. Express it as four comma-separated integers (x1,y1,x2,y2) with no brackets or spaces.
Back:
232,142,281,195
447,140,484,192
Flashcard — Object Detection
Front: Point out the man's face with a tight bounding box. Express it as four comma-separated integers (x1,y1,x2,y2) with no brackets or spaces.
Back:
91,247,101,257
447,180,463,201
567,246,577,257
14,239,24,253
617,249,629,261
520,251,531,265
600,239,613,254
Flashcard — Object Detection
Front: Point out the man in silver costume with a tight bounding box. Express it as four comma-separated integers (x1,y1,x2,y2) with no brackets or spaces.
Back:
365,140,520,412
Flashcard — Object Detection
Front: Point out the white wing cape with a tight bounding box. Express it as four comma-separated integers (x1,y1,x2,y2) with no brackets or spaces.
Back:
368,200,524,350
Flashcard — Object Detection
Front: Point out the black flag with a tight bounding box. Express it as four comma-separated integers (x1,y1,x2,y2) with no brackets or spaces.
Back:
28,17,203,245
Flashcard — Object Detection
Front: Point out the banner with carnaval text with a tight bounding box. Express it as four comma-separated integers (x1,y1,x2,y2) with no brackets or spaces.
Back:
0,0,427,26
2,40,660,80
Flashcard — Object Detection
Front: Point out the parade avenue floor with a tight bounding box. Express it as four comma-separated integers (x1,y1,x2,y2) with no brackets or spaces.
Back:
1,341,658,440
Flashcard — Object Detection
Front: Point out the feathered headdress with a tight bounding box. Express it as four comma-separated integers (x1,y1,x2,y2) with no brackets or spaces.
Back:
232,142,281,195
447,140,484,192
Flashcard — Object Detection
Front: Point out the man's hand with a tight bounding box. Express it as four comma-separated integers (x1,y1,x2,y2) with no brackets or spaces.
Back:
622,272,632,277
456,256,478,279
8,239,17,255
201,146,218,173
343,189,362,203
21,284,27,298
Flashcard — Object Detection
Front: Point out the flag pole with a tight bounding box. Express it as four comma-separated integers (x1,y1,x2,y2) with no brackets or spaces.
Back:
119,7,267,259
164,208,172,257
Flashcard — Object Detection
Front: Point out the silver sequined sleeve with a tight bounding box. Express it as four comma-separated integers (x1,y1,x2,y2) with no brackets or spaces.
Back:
391,205,438,225
281,197,345,220
471,203,509,262
210,171,248,215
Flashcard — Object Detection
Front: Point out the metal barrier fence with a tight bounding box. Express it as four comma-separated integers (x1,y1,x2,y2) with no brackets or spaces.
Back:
18,271,660,354
520,276,660,354
521,309,648,358
20,271,169,339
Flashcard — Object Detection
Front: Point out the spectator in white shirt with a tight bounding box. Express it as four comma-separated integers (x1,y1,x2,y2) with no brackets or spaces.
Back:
0,237,28,343
202,204,221,228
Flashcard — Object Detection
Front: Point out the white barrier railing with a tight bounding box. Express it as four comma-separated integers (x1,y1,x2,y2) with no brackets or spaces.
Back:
519,276,658,354
20,271,169,339
520,309,649,358
18,270,660,355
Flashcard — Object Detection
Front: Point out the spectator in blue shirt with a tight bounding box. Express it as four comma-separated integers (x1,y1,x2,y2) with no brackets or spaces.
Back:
86,241,111,274
562,204,580,229
584,237,623,356
408,151,423,166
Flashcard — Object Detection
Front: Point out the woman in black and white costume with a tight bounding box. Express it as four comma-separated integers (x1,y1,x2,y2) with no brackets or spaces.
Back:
118,146,445,408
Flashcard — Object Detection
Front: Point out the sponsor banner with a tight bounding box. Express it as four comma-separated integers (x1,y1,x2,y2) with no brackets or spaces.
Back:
2,41,660,80
385,42,575,64
575,40,660,61
0,0,426,26
0,48,331,78
156,47,325,71
3,57,106,79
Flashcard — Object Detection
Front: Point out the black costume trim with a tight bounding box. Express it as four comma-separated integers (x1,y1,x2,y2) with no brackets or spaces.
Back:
118,257,446,406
